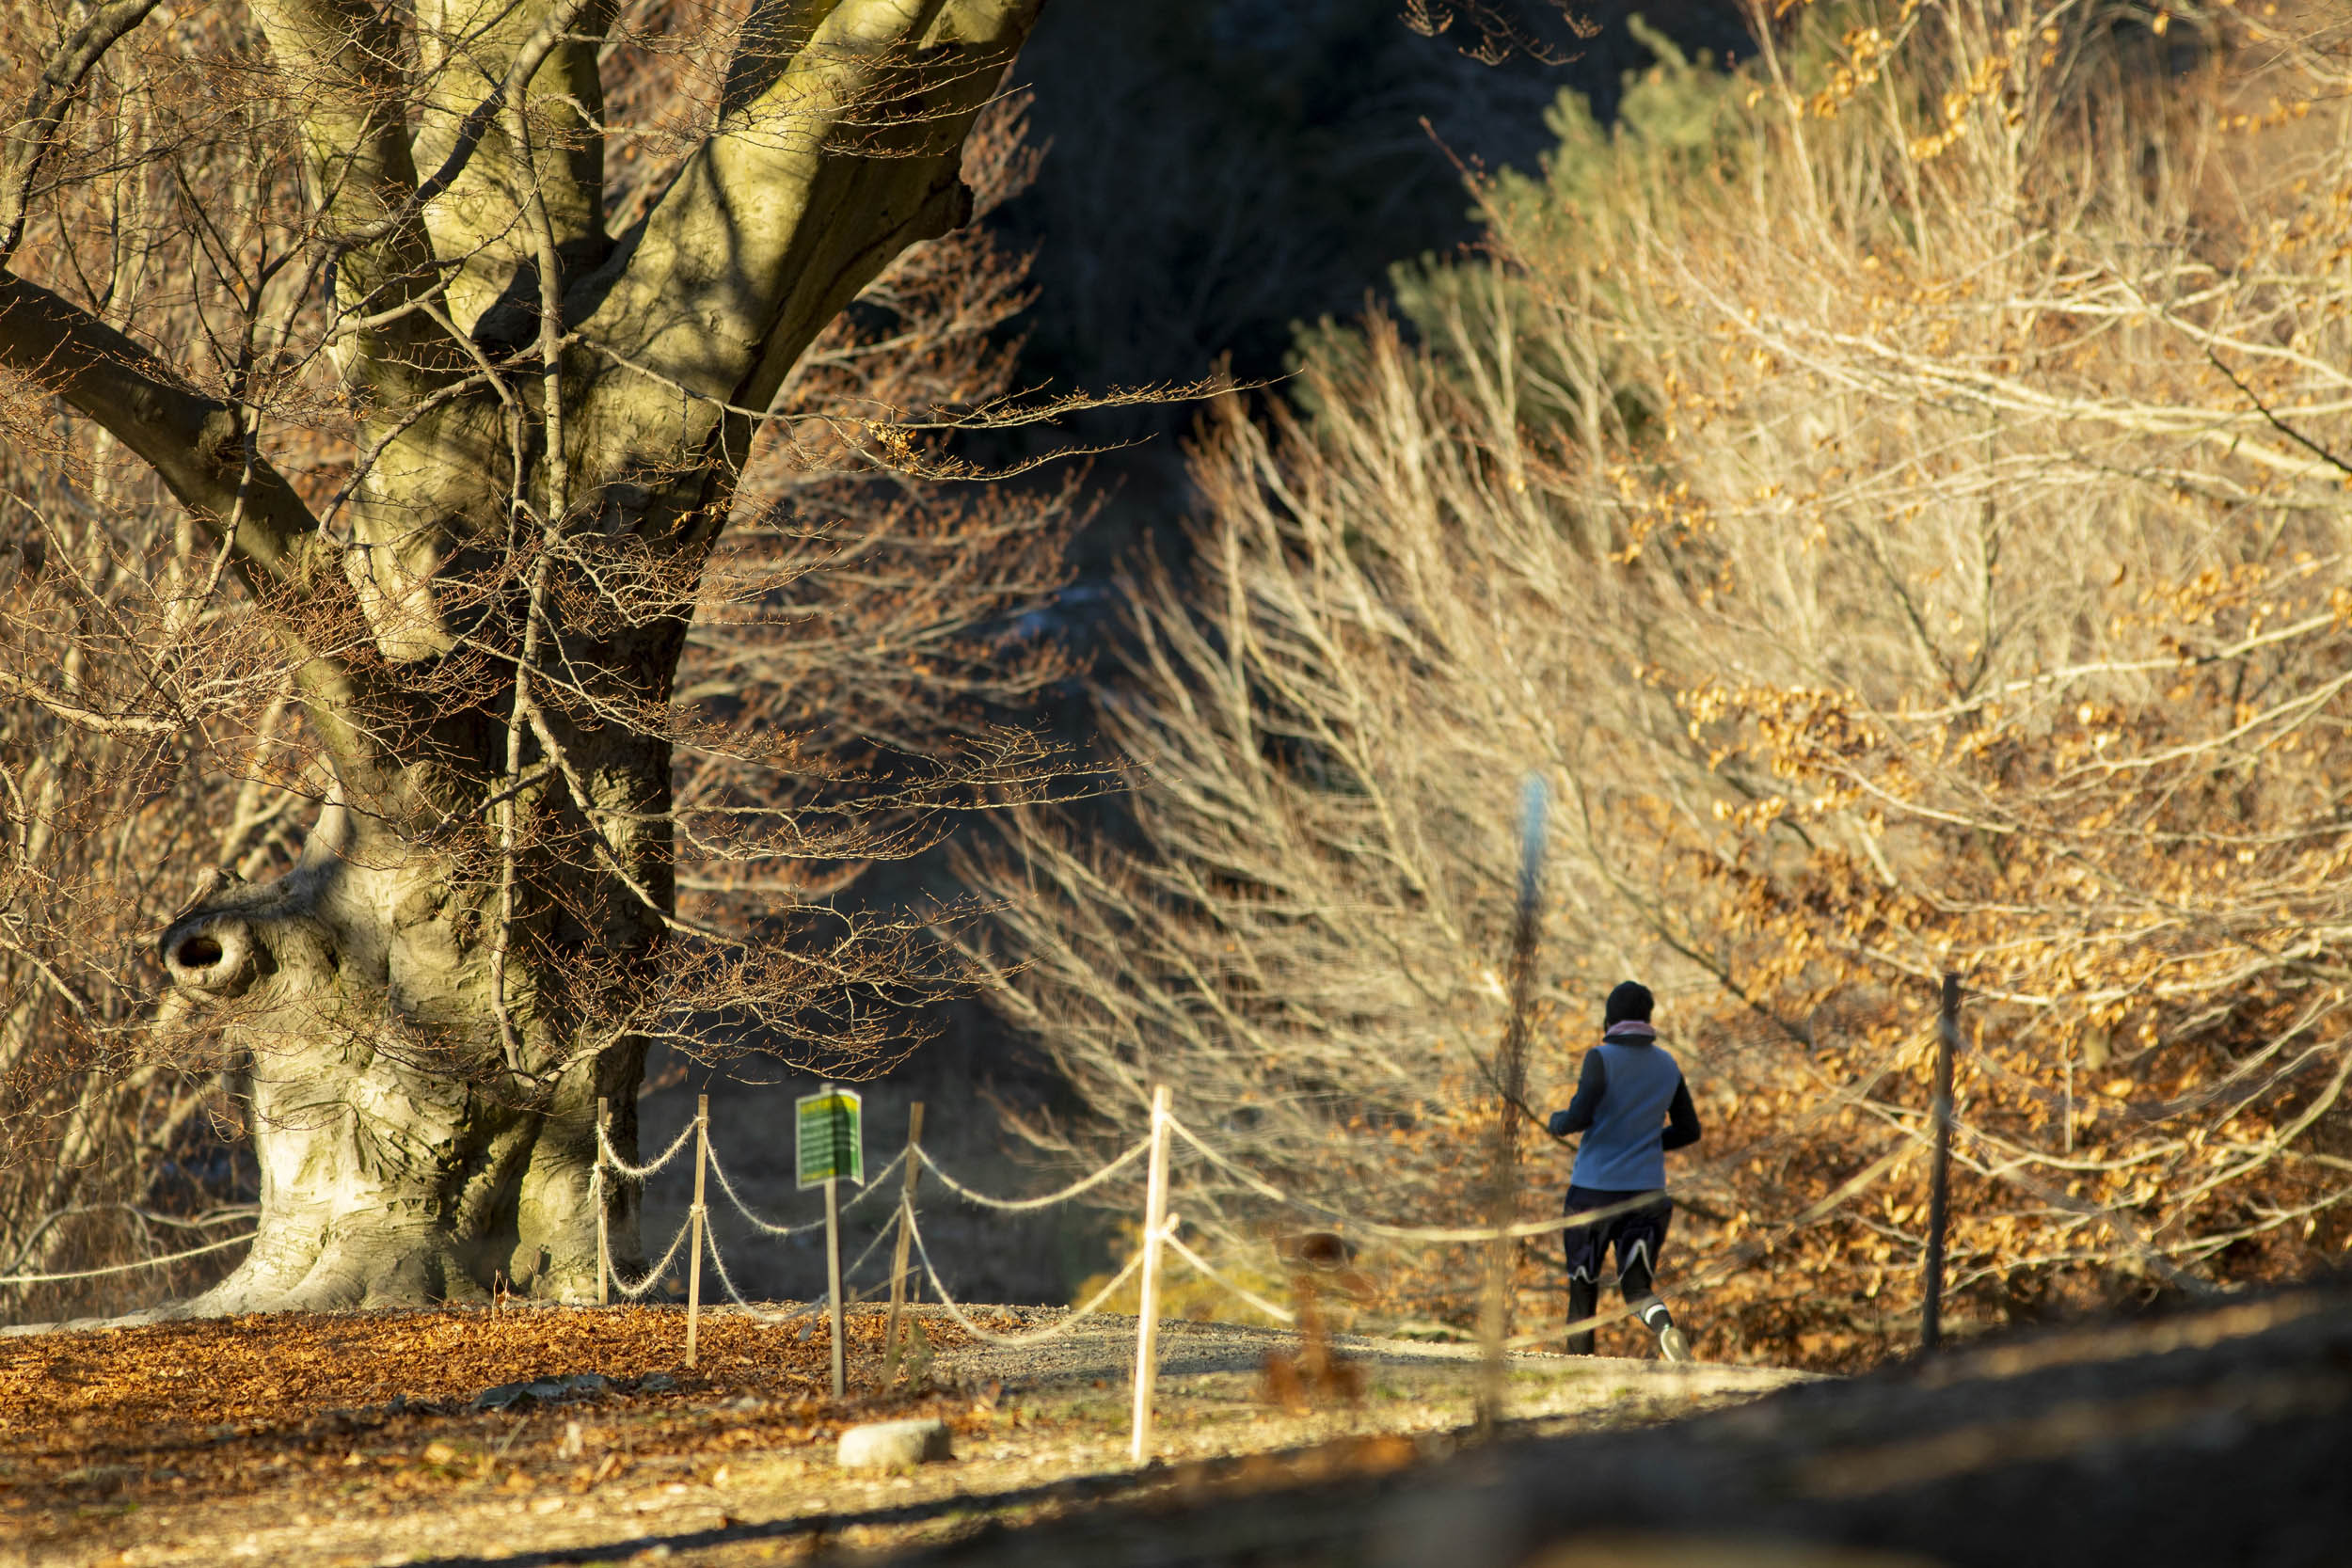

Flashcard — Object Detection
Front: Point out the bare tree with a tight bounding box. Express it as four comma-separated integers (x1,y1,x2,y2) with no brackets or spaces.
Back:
976,0,2352,1366
0,0,1056,1316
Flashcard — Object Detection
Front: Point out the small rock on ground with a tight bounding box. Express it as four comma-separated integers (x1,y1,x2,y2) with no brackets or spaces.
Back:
837,1417,953,1469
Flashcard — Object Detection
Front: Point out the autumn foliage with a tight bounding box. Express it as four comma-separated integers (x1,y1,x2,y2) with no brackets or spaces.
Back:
980,2,2352,1367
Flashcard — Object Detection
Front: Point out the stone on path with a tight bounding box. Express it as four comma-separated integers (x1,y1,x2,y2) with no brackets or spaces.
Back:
837,1417,953,1469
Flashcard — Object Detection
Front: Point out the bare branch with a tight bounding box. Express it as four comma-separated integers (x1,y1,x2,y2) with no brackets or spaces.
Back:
0,663,179,736
0,0,167,266
0,272,324,583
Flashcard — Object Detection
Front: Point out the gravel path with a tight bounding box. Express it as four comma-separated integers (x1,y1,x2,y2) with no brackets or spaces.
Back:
935,1308,1804,1401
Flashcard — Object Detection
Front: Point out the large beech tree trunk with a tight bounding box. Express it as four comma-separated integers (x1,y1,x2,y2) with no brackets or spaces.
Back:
156,771,665,1309
2,0,1044,1311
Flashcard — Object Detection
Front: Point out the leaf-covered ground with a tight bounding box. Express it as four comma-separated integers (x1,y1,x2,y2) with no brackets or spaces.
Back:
1,1306,999,1560
0,1306,1798,1567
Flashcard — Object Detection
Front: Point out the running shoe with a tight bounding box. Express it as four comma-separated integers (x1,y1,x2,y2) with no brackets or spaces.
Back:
1658,1323,1692,1363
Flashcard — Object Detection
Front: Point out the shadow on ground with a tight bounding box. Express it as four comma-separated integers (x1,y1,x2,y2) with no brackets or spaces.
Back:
872,1280,2352,1568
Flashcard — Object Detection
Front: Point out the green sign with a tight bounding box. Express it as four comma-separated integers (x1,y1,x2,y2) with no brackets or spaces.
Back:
795,1086,864,1189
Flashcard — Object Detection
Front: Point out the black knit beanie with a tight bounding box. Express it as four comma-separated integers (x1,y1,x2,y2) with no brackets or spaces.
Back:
1604,980,1654,1027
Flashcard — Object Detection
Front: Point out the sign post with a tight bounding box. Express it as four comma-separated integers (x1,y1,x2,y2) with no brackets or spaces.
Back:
796,1085,864,1398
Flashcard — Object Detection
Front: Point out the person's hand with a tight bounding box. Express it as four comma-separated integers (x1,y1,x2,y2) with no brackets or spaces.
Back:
1547,1110,1573,1138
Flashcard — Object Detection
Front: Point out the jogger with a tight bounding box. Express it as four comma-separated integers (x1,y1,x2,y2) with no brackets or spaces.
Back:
1548,981,1701,1360
1560,1186,1677,1356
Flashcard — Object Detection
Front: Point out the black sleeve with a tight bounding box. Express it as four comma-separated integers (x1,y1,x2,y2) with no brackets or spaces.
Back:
1555,1050,1608,1135
1661,1075,1703,1151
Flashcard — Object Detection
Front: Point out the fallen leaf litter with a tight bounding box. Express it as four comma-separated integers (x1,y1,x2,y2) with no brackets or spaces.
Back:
0,1305,993,1522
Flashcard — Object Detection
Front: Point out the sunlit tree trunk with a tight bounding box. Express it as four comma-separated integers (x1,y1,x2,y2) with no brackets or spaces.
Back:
2,0,1044,1309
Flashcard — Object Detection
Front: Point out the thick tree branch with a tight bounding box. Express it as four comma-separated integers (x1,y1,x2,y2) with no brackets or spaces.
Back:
570,0,1043,494
0,272,323,580
0,664,179,736
322,0,598,664
0,0,167,266
719,0,828,120
246,0,460,389
414,0,618,337
0,273,437,820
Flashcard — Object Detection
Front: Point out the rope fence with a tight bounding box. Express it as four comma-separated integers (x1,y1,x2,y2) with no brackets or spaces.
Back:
706,1142,906,1239
0,1073,1914,1465
596,1117,700,1181
1165,1113,1677,1243
901,1205,1153,1347
606,1212,698,1303
702,1201,901,1326
0,1228,258,1289
1162,1230,1295,1325
577,1081,1900,1465
912,1136,1148,1212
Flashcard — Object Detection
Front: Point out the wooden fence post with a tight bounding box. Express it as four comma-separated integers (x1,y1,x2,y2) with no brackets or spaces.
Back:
686,1093,708,1369
1128,1084,1172,1466
595,1095,611,1307
1923,975,1959,1353
884,1101,926,1384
